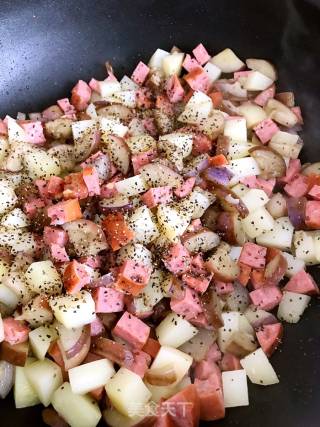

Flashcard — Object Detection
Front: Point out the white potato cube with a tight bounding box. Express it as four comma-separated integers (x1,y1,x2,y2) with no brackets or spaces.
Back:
178,91,213,124
0,182,18,215
159,133,193,158
115,175,149,197
69,359,115,395
0,283,19,310
238,103,267,128
218,311,254,353
240,348,279,385
25,358,63,406
150,346,193,384
293,231,317,265
156,312,198,348
99,117,128,138
277,291,311,323
29,325,58,360
244,71,274,91
242,207,274,239
203,62,222,83
148,48,170,69
226,157,260,185
126,134,156,154
49,290,96,329
128,206,159,244
222,370,249,408
211,48,245,73
52,382,102,427
0,313,3,342
282,252,305,278
162,52,185,76
105,368,151,418
224,117,247,142
241,189,269,213
14,358,40,408
1,208,30,229
256,217,294,250
25,260,62,295
157,204,190,242
116,243,153,268
24,149,61,179
120,75,140,91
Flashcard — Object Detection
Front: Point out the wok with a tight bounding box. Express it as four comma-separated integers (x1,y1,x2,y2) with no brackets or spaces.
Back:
0,0,320,426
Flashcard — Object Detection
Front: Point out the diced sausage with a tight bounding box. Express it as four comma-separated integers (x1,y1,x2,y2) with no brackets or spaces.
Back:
170,286,202,320
132,149,158,174
112,311,150,349
49,244,69,262
141,186,173,208
254,119,279,144
239,242,267,269
165,75,185,103
21,121,46,144
192,43,211,65
182,54,200,72
194,375,225,421
115,260,151,296
256,323,283,357
305,201,320,229
162,243,191,275
102,212,135,251
71,80,92,111
254,85,275,107
63,172,89,200
43,226,68,247
250,286,282,310
280,159,301,184
82,166,101,196
57,98,77,118
174,177,196,198
63,259,92,294
284,175,308,198
47,199,82,225
129,350,151,377
142,338,161,358
3,318,30,345
184,67,210,92
220,353,241,371
182,272,212,293
283,269,319,295
93,286,125,313
47,176,64,198
90,317,105,337
131,61,150,85
308,185,320,201
163,384,200,427
214,280,234,295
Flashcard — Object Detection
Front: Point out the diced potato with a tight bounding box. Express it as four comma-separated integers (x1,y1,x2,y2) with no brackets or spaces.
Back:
115,175,149,197
52,382,102,427
120,75,140,91
256,217,293,250
133,268,164,313
29,326,58,360
126,134,157,154
224,117,247,142
1,208,30,229
7,116,27,143
218,311,254,353
241,189,269,213
157,204,190,242
99,117,128,138
222,370,249,408
116,243,153,268
277,291,311,323
103,407,151,427
156,312,198,348
128,206,159,244
179,328,217,362
231,183,249,198
25,260,62,296
244,71,274,91
69,359,115,395
23,149,61,179
4,271,34,305
226,157,260,186
282,252,305,278
159,133,193,158
0,313,3,342
149,346,193,386
246,58,277,81
105,368,151,418
0,283,19,311
242,207,274,239
238,103,267,128
148,48,170,69
211,48,245,73
269,131,302,159
162,52,185,76
206,245,240,282
25,358,63,406
203,62,222,83
188,187,216,219
293,231,317,265
49,290,96,329
0,181,18,216
178,91,213,125
14,358,40,408
240,348,279,386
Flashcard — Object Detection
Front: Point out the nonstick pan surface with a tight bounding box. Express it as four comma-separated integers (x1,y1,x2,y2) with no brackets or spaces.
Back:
0,1,320,426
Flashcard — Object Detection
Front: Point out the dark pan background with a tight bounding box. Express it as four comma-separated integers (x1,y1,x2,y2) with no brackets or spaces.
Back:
1,0,320,426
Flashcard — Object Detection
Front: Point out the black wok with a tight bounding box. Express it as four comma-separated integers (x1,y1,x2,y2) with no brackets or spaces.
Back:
0,0,320,426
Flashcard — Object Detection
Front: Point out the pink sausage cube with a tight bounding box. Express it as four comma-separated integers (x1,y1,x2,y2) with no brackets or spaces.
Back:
170,286,202,320
305,201,320,229
162,243,191,275
194,360,221,382
131,149,157,174
254,119,279,144
192,132,212,154
214,280,234,296
78,255,102,269
90,317,105,337
239,242,267,269
206,343,222,363
283,269,319,295
220,353,241,371
142,117,157,137
47,199,82,225
255,178,275,197
89,78,101,93
0,119,8,135
47,176,64,197
35,179,50,199
234,70,252,80
174,177,196,198
240,175,257,188
192,43,211,65
3,317,30,345
291,106,303,124
165,75,185,103
93,286,125,313
281,159,301,184
189,313,212,329
129,350,151,378
82,166,101,196
254,84,275,107
57,98,76,118
182,272,212,293
113,311,150,349
141,186,173,208
250,286,282,310
284,174,308,197
43,226,68,247
71,80,92,111
308,185,320,200
184,66,210,92
23,198,46,218
131,61,150,85
182,54,200,72
50,244,69,263
21,121,46,144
